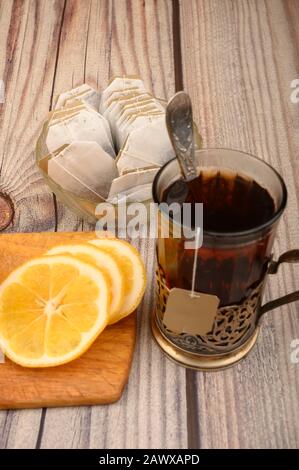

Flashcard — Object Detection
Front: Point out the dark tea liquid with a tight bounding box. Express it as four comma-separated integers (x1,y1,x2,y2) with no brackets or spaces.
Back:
159,168,276,306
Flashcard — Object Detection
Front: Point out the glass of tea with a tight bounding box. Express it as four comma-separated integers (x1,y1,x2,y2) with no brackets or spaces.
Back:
152,148,299,370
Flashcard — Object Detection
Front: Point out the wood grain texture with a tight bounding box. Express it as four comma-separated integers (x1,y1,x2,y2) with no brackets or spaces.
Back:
0,231,136,408
0,0,64,233
0,0,66,449
180,0,299,449
1,0,298,450
0,0,188,449
36,0,187,450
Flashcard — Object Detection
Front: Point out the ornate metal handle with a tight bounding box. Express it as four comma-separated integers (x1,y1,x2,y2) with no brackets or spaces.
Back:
259,249,299,317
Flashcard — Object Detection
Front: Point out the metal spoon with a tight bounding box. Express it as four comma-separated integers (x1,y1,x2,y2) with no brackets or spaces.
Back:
165,91,198,204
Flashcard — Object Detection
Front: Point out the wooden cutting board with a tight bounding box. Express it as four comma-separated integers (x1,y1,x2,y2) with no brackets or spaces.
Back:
0,232,137,409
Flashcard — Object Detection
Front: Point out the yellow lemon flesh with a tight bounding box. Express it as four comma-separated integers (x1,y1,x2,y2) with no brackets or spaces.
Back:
0,255,109,367
89,238,146,323
47,244,124,325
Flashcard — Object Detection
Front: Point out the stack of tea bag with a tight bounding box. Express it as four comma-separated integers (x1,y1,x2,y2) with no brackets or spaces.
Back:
100,77,175,174
55,83,101,110
42,77,198,206
46,85,117,201
47,100,115,158
100,77,176,202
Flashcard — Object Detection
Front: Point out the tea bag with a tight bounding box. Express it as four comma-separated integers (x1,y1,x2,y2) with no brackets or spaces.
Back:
107,97,162,144
102,93,141,140
100,77,146,113
118,101,163,126
74,100,114,148
65,99,115,148
55,84,100,111
116,117,175,174
105,87,141,103
116,112,164,150
107,167,158,203
49,102,87,126
103,86,164,150
51,99,113,143
108,93,153,115
46,109,116,158
104,93,152,124
47,141,118,201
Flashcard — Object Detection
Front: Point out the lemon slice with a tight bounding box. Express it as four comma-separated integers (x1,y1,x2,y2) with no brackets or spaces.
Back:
46,244,124,325
0,255,109,367
89,238,146,323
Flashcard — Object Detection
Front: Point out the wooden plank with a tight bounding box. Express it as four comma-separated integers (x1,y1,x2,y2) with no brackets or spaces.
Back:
0,0,68,449
38,0,188,448
180,0,299,448
0,409,43,449
0,0,64,233
0,0,187,448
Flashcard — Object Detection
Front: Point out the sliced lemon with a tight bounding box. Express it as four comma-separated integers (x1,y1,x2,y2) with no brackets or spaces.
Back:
0,255,109,367
46,243,124,325
89,238,146,323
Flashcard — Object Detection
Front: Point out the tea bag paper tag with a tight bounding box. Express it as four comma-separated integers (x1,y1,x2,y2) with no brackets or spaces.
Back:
163,288,220,336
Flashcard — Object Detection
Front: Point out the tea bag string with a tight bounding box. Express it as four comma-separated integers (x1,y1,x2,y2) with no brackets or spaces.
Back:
190,227,201,298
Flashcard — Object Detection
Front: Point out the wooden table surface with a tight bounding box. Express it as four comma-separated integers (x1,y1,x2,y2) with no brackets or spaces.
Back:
0,0,299,449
